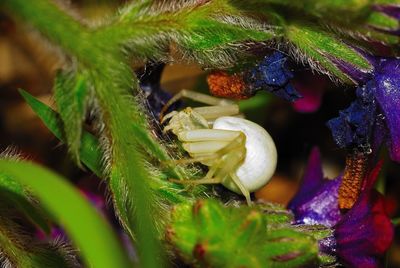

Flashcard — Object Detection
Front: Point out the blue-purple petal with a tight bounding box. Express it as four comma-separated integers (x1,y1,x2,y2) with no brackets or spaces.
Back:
256,51,293,87
373,58,400,162
290,177,341,227
327,85,377,149
288,147,323,207
288,148,341,227
271,84,302,102
246,52,301,101
289,148,393,267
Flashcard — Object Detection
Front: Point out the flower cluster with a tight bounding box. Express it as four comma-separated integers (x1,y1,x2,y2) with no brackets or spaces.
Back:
328,57,400,162
288,148,394,267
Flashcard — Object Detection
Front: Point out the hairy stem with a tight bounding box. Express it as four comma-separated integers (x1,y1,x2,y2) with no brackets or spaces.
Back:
1,0,173,266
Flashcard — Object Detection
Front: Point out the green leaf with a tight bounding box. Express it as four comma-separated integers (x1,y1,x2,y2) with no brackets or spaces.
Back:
20,89,204,266
366,11,399,31
54,69,89,165
20,89,103,177
286,24,372,83
0,159,132,268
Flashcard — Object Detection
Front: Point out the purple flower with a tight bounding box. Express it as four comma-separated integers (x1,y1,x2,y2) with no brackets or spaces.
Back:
334,162,394,268
36,226,66,241
288,148,394,267
372,58,400,161
245,52,302,101
288,148,341,227
328,57,400,162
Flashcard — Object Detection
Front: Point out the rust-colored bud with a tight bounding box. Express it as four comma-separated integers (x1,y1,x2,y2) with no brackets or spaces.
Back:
207,71,253,100
339,152,368,210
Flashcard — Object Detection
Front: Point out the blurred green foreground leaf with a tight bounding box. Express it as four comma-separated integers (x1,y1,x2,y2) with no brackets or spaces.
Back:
0,160,132,268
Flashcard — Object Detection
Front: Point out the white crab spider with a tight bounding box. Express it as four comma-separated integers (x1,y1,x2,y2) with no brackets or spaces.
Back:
160,89,277,204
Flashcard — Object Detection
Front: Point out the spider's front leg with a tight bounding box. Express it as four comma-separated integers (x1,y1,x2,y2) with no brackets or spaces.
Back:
160,89,240,122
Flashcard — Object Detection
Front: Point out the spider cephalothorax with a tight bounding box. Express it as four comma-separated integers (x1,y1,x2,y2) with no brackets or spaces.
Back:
161,90,277,204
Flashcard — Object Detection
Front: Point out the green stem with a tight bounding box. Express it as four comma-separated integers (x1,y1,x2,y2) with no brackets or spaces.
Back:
91,64,165,266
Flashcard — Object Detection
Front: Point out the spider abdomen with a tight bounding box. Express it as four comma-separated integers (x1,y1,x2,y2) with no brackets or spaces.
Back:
213,116,277,193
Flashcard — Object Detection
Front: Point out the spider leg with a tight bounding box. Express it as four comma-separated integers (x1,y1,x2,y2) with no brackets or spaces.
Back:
230,172,252,205
172,154,218,165
178,129,241,142
207,135,248,203
192,105,240,122
208,132,246,157
176,130,245,166
169,177,222,185
173,129,242,164
169,158,224,184
160,89,237,120
160,110,178,124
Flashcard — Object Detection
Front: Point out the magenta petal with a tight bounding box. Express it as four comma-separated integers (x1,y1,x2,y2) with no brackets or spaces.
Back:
373,58,400,162
292,84,323,113
292,75,327,113
334,162,394,268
